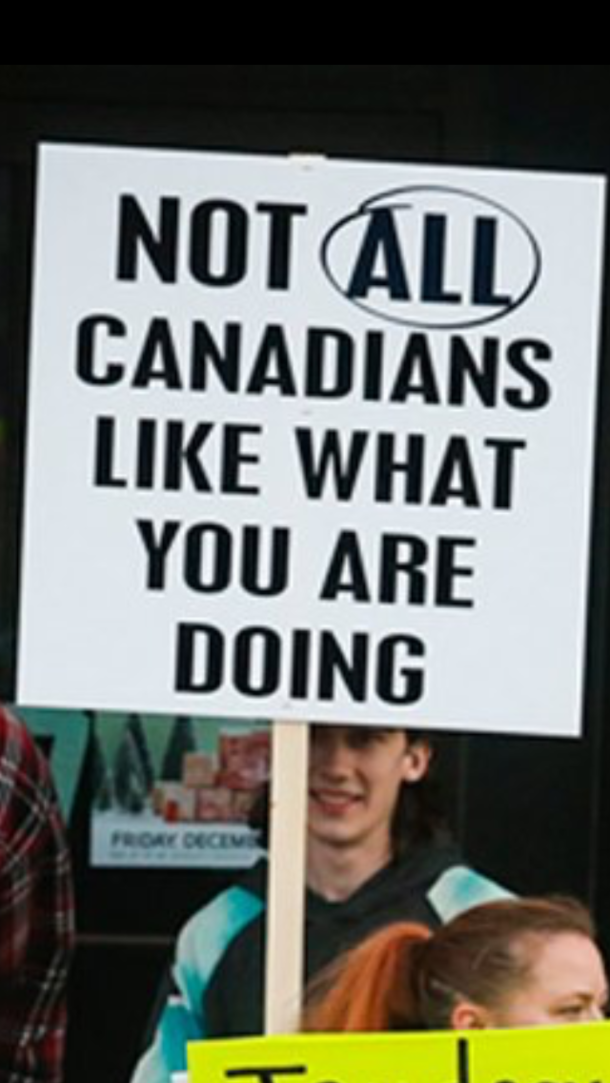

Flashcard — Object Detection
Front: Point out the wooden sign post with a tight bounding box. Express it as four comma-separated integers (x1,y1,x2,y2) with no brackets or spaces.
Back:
264,720,310,1034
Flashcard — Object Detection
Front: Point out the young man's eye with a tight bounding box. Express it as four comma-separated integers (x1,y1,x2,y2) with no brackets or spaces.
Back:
347,730,388,748
347,733,372,749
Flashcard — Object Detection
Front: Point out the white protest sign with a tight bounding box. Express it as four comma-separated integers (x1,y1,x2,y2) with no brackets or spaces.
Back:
18,144,606,736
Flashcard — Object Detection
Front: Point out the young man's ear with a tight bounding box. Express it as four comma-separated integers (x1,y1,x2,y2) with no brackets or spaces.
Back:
401,738,433,783
450,1000,491,1030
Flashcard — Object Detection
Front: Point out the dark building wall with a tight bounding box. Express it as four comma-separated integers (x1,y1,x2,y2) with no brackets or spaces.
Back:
1,65,609,1082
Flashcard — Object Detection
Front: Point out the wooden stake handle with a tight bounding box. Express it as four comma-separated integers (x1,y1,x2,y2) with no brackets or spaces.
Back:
264,720,309,1034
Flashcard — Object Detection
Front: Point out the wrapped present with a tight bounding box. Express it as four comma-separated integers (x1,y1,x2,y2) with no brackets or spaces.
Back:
182,751,216,788
218,730,271,790
196,785,234,822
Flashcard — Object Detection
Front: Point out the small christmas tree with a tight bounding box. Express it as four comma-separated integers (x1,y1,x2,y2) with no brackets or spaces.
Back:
160,716,198,781
114,726,149,813
125,713,155,790
91,727,115,811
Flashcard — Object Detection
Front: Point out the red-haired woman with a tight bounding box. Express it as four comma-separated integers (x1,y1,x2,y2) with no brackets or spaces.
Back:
302,896,608,1031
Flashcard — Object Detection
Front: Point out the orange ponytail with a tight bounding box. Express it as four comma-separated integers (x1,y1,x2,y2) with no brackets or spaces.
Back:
302,896,599,1034
302,923,432,1032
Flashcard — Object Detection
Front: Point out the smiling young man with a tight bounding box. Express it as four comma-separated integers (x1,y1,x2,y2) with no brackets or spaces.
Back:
306,725,434,901
131,724,509,1082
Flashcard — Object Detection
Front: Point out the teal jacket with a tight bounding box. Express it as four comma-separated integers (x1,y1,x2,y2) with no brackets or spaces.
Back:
131,853,510,1082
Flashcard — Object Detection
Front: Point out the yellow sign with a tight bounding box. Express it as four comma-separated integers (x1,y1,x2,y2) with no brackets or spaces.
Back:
188,1024,610,1083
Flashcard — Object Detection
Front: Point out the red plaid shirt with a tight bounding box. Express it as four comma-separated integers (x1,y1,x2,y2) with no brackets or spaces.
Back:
0,706,75,1082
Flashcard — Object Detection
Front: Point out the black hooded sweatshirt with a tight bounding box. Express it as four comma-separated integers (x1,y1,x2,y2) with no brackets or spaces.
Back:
204,839,465,1037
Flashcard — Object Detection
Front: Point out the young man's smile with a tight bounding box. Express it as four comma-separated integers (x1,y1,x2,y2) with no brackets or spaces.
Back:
308,787,363,817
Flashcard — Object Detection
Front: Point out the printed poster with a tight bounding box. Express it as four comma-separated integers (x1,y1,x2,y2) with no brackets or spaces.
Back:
90,712,269,868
